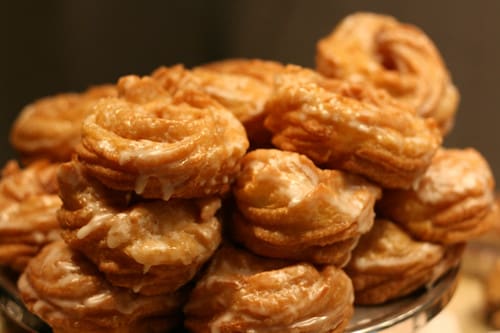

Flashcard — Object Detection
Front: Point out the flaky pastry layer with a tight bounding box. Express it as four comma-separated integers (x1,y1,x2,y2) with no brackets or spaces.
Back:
57,161,222,295
154,61,285,147
10,85,117,162
316,12,459,134
77,74,249,200
232,149,380,266
18,241,185,333
377,148,497,244
0,160,61,271
346,219,464,304
184,245,354,333
264,66,441,189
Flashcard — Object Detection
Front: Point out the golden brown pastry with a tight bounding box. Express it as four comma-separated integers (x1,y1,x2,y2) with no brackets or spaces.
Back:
57,161,222,295
77,74,249,200
0,160,61,271
316,12,459,134
264,66,442,189
377,148,497,244
184,245,354,333
231,149,380,266
10,84,117,162
346,219,464,305
153,63,269,124
190,67,271,147
18,241,186,333
199,58,286,85
154,61,285,147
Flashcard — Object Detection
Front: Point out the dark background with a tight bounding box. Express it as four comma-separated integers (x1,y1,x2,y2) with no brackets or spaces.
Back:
3,1,500,187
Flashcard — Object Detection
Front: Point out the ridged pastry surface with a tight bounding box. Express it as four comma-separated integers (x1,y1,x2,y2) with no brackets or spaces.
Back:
184,245,354,333
264,66,441,189
10,85,117,162
232,149,380,266
18,241,186,333
377,148,497,244
57,161,222,295
0,160,61,271
77,74,249,200
316,12,459,134
346,219,464,304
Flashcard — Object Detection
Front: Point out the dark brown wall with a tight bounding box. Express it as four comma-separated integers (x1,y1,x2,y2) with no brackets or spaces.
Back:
3,1,500,186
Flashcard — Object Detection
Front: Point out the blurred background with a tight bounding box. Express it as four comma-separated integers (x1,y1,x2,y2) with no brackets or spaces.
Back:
2,0,500,187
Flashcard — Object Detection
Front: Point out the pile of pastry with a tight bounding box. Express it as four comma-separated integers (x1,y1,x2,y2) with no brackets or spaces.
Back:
1,12,497,333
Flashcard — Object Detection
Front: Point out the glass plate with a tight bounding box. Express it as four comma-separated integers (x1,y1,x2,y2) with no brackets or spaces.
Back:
347,265,460,332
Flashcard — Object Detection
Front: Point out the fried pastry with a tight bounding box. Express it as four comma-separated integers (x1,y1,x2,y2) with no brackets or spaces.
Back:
346,219,464,305
190,67,271,147
231,149,380,266
264,66,441,189
18,241,186,333
316,12,459,134
10,84,117,162
199,58,286,85
154,61,285,147
77,74,249,200
377,148,497,244
184,245,354,333
0,160,61,271
57,161,222,295
153,63,271,123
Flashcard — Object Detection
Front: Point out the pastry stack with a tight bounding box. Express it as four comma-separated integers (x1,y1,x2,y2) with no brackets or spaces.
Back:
0,12,496,333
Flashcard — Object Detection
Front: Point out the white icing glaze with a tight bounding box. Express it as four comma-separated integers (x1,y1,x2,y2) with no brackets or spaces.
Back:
248,154,319,208
77,212,113,239
210,312,237,333
160,179,175,201
97,139,115,155
133,281,145,293
128,237,200,267
83,292,111,308
324,185,367,219
57,271,82,286
32,231,45,244
416,150,491,204
106,213,131,249
118,142,189,166
354,242,441,270
134,174,149,195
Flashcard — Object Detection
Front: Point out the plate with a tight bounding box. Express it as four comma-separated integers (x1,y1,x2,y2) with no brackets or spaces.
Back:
346,265,460,332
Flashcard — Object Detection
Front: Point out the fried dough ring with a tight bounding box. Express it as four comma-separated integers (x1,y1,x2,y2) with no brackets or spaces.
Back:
10,85,117,162
57,161,222,295
152,64,269,125
264,66,442,189
0,160,61,271
346,219,464,305
377,148,497,244
231,149,380,266
184,245,354,333
153,61,285,147
18,241,186,333
77,75,249,200
316,12,459,134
